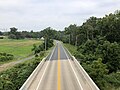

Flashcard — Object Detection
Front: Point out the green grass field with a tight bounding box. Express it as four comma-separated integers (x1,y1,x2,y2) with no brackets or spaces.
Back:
0,39,42,59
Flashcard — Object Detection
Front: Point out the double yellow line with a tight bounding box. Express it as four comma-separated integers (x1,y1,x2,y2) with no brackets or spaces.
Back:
58,46,61,90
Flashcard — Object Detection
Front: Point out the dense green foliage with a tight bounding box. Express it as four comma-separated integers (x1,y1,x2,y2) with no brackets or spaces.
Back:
32,36,53,56
8,27,25,39
63,11,120,45
77,38,120,73
40,27,62,40
0,53,14,62
32,27,55,56
63,10,120,90
0,56,43,90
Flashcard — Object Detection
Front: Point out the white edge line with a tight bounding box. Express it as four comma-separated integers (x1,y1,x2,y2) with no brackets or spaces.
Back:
35,45,56,90
20,47,54,90
19,57,45,90
73,56,100,90
63,44,100,90
61,44,83,90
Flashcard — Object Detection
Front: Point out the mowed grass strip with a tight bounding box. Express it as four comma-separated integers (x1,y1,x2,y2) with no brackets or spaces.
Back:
0,39,42,59
63,43,77,55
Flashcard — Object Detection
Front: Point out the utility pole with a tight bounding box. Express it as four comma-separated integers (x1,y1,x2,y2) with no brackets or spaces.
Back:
44,36,47,51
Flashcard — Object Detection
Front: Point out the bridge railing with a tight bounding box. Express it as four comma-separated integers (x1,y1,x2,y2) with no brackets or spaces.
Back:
64,46,100,90
19,57,46,90
19,48,53,90
73,56,100,90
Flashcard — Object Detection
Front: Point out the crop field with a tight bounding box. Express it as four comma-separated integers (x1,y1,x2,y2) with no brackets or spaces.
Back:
0,39,42,59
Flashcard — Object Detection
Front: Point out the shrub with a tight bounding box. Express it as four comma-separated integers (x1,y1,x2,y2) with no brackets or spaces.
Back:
0,37,3,39
0,53,14,62
0,56,42,90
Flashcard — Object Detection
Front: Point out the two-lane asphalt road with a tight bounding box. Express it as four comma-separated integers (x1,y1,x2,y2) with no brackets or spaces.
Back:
28,42,96,90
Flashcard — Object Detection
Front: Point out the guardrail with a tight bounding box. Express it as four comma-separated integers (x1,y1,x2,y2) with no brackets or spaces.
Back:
19,48,53,90
64,46,100,90
73,56,100,90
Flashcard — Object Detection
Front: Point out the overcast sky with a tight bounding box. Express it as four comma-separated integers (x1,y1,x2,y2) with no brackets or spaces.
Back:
0,0,120,31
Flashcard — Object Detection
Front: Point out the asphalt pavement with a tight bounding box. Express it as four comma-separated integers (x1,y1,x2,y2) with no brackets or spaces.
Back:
27,42,97,90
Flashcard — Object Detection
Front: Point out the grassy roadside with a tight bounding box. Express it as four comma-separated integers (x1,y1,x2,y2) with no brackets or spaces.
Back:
63,43,77,56
0,45,53,90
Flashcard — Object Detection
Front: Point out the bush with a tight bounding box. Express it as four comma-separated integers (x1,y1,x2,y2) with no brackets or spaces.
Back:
72,38,120,89
32,39,53,57
0,37,3,39
82,58,109,90
0,56,43,90
105,72,120,88
0,53,14,62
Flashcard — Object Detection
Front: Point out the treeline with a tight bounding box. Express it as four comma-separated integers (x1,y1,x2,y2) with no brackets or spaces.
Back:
0,27,62,40
0,31,3,36
6,27,41,39
31,27,56,57
63,10,120,89
0,53,14,62
63,11,120,44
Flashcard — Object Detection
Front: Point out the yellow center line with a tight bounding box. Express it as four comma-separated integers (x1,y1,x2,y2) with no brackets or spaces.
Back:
58,46,61,90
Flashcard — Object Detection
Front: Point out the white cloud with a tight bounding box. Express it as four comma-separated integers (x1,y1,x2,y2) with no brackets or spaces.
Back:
0,0,120,31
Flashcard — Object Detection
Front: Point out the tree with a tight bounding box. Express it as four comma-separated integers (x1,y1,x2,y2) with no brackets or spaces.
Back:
10,27,17,35
98,41,120,73
64,24,79,45
97,12,120,42
8,34,16,39
0,31,3,35
32,44,40,56
8,27,25,39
